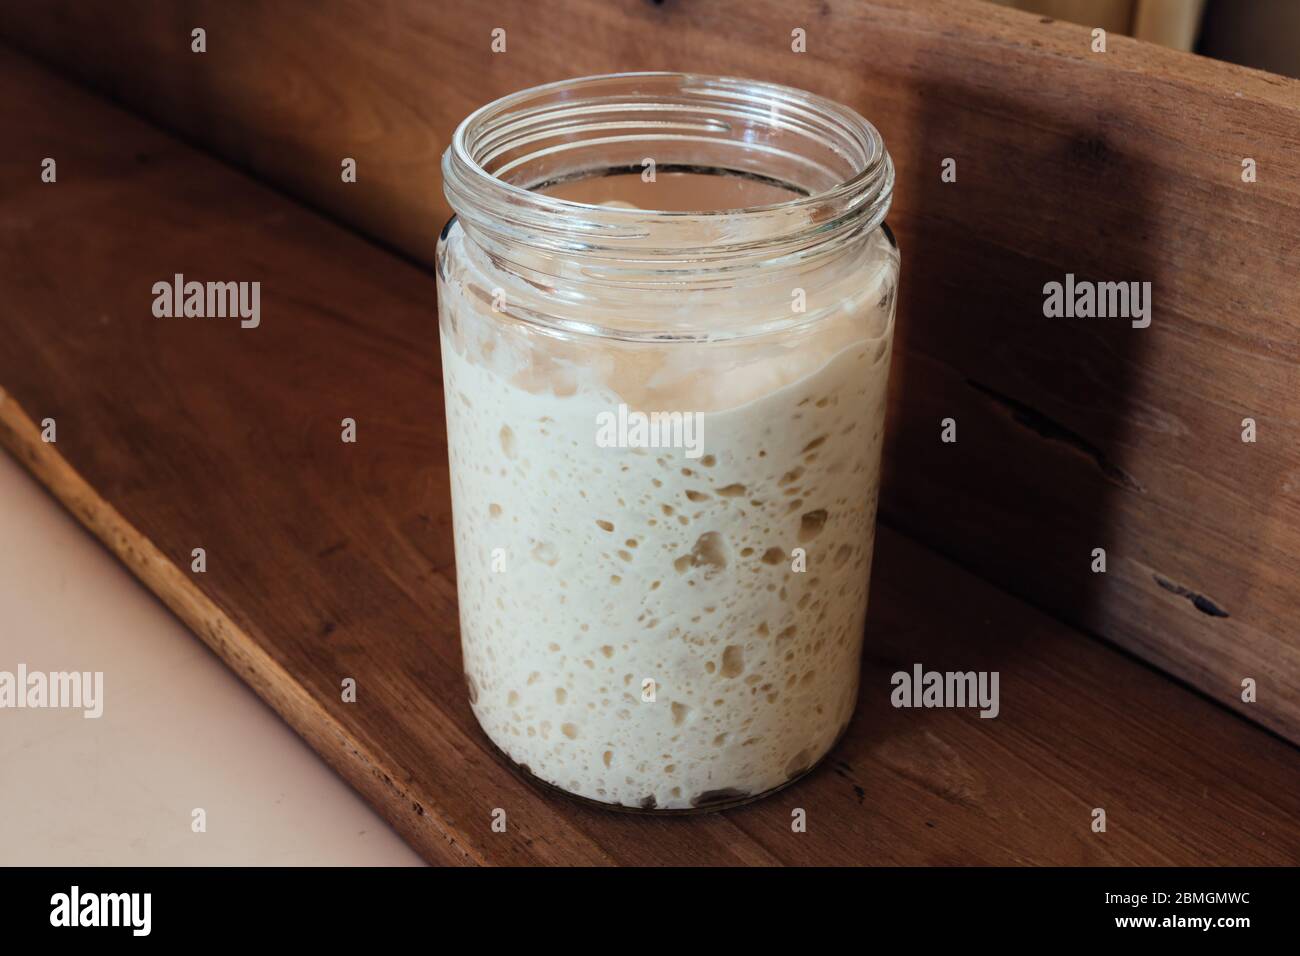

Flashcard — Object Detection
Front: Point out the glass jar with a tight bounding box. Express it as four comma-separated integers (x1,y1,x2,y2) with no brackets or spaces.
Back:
437,73,897,812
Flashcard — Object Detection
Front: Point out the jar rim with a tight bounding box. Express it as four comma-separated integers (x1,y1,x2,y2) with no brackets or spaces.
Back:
441,72,894,264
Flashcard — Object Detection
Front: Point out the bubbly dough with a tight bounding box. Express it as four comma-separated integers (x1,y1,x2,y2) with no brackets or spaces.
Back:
438,224,894,809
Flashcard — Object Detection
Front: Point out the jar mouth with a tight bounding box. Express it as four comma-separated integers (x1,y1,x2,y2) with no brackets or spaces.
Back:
442,72,893,265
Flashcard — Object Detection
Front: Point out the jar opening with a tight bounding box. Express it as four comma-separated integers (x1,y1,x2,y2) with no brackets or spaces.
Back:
442,73,893,265
535,165,808,214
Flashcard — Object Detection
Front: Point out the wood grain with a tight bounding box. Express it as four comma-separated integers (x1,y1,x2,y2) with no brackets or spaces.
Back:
3,0,1297,741
2,46,1297,865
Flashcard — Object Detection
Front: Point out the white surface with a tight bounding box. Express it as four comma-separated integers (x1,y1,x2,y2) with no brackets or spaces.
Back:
0,451,423,865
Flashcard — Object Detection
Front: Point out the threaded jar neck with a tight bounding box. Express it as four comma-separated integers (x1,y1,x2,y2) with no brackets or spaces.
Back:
442,72,894,275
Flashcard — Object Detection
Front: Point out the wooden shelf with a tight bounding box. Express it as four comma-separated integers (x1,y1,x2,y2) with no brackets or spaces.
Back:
6,0,1298,741
2,45,1296,865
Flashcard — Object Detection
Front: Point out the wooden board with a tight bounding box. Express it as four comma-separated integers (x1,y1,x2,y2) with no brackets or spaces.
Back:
4,0,1298,741
2,46,1297,865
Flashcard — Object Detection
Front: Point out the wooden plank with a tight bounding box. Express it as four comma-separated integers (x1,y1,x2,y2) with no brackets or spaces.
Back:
4,0,1297,741
2,47,1297,865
